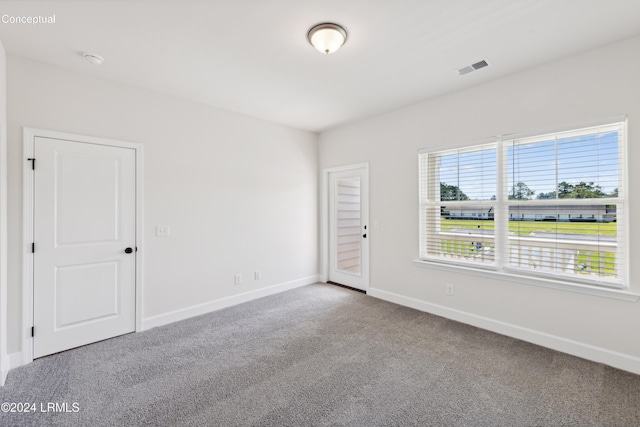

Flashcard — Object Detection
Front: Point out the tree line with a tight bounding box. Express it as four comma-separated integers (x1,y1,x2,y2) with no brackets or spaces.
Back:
440,181,618,201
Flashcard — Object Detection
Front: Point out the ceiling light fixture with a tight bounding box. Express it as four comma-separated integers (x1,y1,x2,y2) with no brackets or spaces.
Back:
82,53,104,65
307,23,347,54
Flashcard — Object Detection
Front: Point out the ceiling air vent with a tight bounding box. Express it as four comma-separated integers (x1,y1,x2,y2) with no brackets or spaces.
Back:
457,65,474,75
456,59,490,76
471,60,489,70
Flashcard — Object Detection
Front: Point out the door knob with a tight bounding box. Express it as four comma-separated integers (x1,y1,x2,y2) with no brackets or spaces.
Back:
124,247,133,254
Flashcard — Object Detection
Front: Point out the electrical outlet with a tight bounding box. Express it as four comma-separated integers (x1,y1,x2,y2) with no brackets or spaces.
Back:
234,274,242,284
156,225,170,237
446,284,455,296
254,271,261,280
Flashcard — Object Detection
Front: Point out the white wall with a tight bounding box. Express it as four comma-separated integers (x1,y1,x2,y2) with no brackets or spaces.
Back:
319,36,640,372
0,40,8,385
6,55,318,355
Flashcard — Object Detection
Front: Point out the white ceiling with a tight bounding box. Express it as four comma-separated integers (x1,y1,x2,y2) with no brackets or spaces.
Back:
1,0,640,133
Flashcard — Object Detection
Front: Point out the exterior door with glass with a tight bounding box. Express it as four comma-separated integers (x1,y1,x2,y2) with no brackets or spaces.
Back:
328,167,369,291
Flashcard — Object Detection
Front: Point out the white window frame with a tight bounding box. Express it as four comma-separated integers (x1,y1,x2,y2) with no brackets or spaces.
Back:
416,117,636,301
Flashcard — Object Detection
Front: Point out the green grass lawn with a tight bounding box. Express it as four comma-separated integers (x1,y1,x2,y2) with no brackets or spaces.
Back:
440,219,617,236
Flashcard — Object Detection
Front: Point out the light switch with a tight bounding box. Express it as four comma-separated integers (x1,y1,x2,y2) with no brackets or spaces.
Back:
156,225,170,237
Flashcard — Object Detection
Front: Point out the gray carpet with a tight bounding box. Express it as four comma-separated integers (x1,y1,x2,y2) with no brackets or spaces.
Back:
1,283,639,426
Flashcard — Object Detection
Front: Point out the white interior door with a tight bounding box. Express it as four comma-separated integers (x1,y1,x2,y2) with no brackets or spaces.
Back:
33,136,136,358
328,167,369,291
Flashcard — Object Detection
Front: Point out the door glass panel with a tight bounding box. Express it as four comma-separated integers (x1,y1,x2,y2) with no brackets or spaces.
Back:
335,177,361,275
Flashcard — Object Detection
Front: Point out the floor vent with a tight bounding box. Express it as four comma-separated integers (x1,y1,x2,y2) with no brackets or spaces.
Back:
327,281,366,294
456,59,490,76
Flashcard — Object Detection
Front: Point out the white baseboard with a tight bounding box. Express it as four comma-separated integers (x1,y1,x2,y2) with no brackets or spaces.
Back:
368,287,640,376
142,275,319,331
8,352,22,370
1,358,7,386
1,352,24,383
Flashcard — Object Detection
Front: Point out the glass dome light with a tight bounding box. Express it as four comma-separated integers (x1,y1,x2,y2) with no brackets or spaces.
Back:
307,23,347,54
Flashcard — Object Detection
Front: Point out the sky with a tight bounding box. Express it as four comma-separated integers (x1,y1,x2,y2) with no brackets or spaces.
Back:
437,130,619,201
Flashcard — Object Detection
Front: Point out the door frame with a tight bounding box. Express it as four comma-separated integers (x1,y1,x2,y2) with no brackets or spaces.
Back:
1,120,7,386
320,163,369,289
22,128,144,365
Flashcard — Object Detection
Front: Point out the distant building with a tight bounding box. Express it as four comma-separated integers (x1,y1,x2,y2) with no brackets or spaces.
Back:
441,205,616,222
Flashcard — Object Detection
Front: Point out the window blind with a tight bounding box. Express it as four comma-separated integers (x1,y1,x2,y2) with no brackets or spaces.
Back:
503,123,625,285
419,143,497,267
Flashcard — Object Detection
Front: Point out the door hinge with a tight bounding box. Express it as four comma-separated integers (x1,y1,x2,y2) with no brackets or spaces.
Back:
27,158,36,170
32,242,35,253
31,326,34,337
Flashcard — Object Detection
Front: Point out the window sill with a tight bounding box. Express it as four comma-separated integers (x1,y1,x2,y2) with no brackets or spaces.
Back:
413,259,639,302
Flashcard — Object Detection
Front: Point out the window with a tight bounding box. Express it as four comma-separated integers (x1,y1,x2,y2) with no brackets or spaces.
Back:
419,142,497,267
419,121,626,288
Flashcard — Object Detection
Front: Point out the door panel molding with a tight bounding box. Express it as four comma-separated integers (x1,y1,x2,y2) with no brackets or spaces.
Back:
22,128,144,365
321,163,369,290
